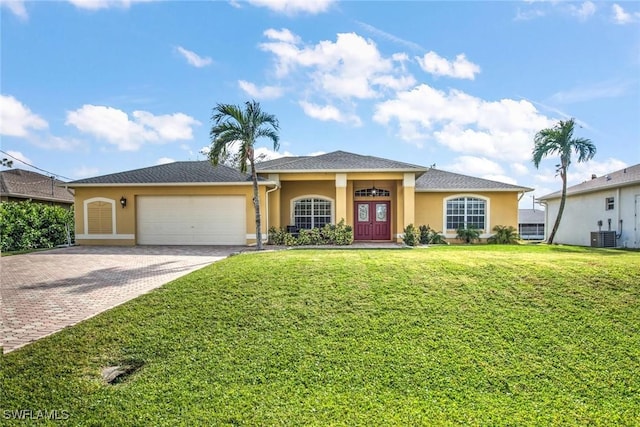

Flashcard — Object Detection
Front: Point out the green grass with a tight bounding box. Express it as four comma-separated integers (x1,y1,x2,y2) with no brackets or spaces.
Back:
2,245,639,425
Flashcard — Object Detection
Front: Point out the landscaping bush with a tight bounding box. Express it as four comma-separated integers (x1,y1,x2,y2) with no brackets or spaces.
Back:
456,226,480,244
0,201,74,252
418,225,431,245
267,219,353,246
487,225,520,244
402,223,419,246
418,224,447,245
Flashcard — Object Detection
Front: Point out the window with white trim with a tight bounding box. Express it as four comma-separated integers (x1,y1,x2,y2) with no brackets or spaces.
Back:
446,197,486,230
605,197,614,211
293,198,332,229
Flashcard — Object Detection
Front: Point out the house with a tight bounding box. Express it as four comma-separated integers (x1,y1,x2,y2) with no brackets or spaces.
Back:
537,164,640,248
0,168,74,208
518,209,545,240
65,151,532,246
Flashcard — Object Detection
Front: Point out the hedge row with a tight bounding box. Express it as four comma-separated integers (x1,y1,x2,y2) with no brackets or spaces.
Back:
0,201,74,252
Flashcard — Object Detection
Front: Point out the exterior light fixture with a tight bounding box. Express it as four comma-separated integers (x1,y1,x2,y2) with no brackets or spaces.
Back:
120,196,127,208
371,186,377,197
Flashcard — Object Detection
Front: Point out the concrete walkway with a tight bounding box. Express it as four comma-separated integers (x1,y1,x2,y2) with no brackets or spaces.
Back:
1,245,241,353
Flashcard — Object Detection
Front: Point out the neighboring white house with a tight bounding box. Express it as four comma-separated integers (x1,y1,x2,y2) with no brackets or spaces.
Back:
518,209,545,240
537,164,640,248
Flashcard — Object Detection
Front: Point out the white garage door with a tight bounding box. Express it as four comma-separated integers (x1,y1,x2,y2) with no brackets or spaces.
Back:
137,196,246,245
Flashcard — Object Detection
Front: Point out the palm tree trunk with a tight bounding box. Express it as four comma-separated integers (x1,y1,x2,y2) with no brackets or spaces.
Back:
249,158,262,250
547,167,568,244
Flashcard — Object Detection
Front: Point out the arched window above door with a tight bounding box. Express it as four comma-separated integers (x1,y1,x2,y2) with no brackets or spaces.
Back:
355,187,390,197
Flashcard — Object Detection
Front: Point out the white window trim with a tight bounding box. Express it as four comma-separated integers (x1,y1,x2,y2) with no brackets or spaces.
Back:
83,197,117,236
442,194,491,238
290,195,335,228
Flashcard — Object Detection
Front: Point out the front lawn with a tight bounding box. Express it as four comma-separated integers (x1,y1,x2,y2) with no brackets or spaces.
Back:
2,246,638,425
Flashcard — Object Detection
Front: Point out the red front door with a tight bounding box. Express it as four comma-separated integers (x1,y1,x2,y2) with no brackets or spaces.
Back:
354,201,390,240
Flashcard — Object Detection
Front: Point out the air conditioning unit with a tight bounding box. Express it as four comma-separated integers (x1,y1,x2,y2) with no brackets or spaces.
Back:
590,231,616,248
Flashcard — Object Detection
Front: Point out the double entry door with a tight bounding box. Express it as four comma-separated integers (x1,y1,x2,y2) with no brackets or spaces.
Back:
354,201,390,240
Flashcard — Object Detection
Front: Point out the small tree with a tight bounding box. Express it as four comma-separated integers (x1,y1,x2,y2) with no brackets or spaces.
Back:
209,100,279,250
532,118,596,244
456,226,480,244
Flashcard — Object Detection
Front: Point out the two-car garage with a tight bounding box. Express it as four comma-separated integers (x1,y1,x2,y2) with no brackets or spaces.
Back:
136,196,246,245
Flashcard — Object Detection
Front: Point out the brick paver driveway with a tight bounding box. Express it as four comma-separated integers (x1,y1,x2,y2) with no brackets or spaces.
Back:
1,245,242,353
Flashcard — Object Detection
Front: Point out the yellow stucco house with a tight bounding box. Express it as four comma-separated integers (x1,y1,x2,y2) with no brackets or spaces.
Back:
66,151,532,245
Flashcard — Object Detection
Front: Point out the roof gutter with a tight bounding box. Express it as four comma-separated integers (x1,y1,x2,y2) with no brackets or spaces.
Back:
65,181,278,188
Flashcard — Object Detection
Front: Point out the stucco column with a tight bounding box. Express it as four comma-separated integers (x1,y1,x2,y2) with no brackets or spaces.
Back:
335,173,347,223
267,174,281,231
403,172,415,229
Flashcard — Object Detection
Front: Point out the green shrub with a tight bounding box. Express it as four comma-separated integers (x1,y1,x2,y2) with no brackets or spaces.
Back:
487,225,520,244
427,229,448,244
268,226,286,245
419,225,431,245
456,226,480,244
402,224,419,246
269,220,353,247
0,201,74,252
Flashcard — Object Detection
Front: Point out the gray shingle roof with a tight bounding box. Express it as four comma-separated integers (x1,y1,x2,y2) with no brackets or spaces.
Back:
67,161,254,185
415,168,533,192
256,150,427,172
0,169,74,203
65,152,531,194
538,163,640,200
519,209,545,224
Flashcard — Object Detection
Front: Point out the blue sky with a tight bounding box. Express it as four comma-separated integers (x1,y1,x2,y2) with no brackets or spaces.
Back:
1,0,639,208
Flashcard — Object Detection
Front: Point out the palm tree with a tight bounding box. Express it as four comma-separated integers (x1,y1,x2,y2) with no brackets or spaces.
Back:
209,100,279,250
532,118,596,244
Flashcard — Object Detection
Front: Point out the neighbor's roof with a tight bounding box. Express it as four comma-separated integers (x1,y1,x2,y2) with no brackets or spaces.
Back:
415,168,533,192
256,150,428,173
0,169,74,203
538,163,640,201
66,161,259,186
519,209,545,224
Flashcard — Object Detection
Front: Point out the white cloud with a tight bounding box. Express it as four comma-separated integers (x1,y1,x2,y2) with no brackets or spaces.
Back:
247,0,335,15
0,0,28,19
238,80,284,100
549,79,634,104
612,3,640,24
175,46,212,68
263,28,301,44
260,30,414,99
66,0,155,10
511,163,530,176
373,84,554,160
73,165,100,178
533,158,628,197
4,150,31,166
299,101,362,126
567,158,628,184
568,1,596,20
447,156,505,176
416,51,481,80
156,157,175,165
356,21,425,53
0,95,48,137
66,105,200,151
514,8,546,21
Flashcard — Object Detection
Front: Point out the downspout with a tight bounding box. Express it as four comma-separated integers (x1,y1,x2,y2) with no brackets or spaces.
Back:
538,200,548,241
616,187,623,241
265,184,280,243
